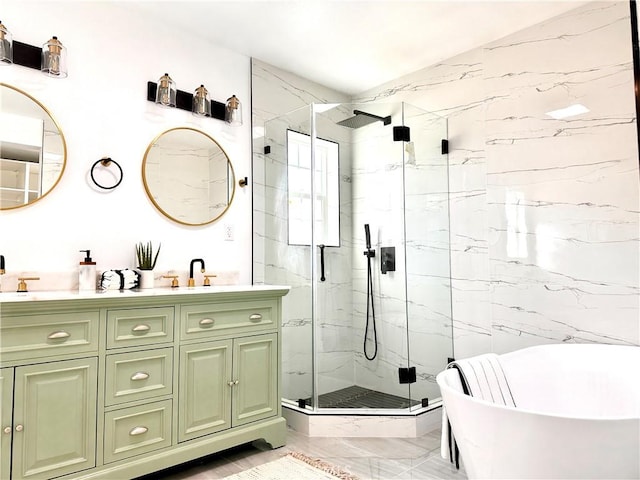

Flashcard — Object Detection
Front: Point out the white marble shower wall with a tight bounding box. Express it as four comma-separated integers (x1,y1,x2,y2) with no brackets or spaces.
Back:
349,104,411,401
252,59,354,403
354,1,639,355
348,103,452,403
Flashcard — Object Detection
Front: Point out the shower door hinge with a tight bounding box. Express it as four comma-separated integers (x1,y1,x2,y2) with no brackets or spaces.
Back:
398,366,416,384
441,139,449,155
264,145,271,154
393,126,411,142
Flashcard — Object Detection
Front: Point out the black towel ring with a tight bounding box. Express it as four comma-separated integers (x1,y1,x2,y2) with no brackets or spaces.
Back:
91,157,123,190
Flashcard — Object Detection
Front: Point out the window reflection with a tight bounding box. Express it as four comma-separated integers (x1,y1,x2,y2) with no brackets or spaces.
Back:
287,130,340,246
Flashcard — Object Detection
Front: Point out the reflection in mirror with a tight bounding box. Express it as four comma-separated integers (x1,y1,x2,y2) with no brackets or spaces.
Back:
142,127,235,226
0,83,67,210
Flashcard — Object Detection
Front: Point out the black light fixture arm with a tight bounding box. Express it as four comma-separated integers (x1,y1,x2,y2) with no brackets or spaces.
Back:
146,81,226,121
12,40,42,70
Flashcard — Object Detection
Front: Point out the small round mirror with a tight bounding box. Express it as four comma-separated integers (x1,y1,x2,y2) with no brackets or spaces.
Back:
0,83,67,210
142,127,235,226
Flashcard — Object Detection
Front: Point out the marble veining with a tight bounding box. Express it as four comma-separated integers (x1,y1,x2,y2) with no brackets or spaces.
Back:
252,1,639,420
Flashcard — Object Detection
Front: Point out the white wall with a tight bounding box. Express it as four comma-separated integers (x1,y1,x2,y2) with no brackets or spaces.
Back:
0,1,252,291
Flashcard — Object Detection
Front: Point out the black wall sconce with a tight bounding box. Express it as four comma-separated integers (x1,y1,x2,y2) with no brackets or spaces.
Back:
147,75,241,125
1,21,68,77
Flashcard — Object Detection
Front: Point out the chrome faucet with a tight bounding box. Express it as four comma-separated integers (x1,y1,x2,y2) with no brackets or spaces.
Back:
188,258,205,287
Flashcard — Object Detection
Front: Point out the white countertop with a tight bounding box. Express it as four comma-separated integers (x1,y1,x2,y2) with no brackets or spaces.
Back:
0,285,290,303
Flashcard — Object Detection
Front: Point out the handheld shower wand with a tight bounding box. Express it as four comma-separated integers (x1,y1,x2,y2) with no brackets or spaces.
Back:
364,224,371,250
363,224,378,360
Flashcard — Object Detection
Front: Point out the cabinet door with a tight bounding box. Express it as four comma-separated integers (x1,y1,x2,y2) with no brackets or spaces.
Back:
233,333,278,427
13,358,98,480
1,368,13,480
179,340,232,442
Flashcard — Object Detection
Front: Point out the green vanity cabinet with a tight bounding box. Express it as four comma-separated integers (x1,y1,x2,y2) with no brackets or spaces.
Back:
232,333,278,427
4,358,98,480
178,333,278,442
1,367,13,480
179,339,233,441
0,286,288,480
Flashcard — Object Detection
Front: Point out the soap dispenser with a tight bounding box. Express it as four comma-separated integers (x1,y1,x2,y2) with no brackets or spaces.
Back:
79,250,97,291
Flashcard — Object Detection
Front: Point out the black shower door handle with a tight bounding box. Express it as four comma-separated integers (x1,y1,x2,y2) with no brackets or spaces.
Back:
319,244,326,282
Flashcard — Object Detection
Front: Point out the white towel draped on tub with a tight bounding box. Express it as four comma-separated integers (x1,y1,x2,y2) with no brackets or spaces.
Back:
441,353,516,468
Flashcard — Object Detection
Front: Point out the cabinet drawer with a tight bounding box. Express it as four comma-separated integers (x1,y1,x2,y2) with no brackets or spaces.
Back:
0,311,99,362
105,348,173,406
103,400,172,464
180,300,277,340
107,307,174,349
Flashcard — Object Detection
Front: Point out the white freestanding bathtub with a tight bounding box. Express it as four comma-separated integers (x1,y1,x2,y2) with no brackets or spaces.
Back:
436,344,640,479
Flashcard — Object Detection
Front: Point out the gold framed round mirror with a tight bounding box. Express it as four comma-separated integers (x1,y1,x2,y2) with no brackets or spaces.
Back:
142,127,236,226
0,83,67,210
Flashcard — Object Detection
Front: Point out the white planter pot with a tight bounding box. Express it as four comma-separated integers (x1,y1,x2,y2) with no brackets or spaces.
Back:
138,270,155,289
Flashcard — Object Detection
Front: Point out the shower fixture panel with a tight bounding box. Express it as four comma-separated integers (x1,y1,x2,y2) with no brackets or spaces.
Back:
337,109,391,129
381,247,395,274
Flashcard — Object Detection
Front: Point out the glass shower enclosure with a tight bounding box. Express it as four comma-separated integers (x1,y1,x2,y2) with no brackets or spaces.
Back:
253,101,452,413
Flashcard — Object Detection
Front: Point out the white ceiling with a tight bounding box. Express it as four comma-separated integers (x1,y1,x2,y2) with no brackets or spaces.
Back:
120,0,589,95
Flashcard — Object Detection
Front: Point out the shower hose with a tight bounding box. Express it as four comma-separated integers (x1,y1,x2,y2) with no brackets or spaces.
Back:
364,247,378,360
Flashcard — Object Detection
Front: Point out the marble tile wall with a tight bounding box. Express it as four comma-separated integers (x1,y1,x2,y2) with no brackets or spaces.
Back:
348,104,453,402
354,1,639,355
252,59,353,402
252,1,639,410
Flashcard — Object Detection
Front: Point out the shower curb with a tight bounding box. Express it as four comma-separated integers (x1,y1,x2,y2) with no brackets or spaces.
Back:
282,403,442,438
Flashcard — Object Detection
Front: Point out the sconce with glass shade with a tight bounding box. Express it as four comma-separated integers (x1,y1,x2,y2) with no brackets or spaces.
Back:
155,73,176,107
225,95,242,126
41,36,67,77
192,84,211,117
0,20,13,65
146,77,240,125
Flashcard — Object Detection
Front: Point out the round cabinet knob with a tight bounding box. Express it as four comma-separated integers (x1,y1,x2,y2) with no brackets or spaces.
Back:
15,424,23,432
3,426,11,434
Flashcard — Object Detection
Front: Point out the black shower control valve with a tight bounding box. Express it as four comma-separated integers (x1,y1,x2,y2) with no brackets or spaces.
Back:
381,247,396,274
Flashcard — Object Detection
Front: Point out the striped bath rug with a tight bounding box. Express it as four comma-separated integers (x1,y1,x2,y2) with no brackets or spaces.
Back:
223,452,359,479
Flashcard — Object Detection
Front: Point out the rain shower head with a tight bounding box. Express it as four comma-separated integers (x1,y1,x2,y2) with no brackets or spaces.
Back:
337,110,391,128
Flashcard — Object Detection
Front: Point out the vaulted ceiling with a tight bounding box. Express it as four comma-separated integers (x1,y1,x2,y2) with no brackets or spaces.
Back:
121,1,589,94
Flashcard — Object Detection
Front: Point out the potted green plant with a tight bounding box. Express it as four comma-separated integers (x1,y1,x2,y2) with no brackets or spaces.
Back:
135,241,161,288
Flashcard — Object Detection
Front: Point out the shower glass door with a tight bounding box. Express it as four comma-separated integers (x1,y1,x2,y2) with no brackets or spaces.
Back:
402,103,452,410
262,105,315,409
259,101,452,412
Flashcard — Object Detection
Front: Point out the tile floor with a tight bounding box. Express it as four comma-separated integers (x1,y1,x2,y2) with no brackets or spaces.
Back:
143,427,468,480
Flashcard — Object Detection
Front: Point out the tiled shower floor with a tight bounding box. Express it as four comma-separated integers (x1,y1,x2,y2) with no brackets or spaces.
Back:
307,385,421,409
